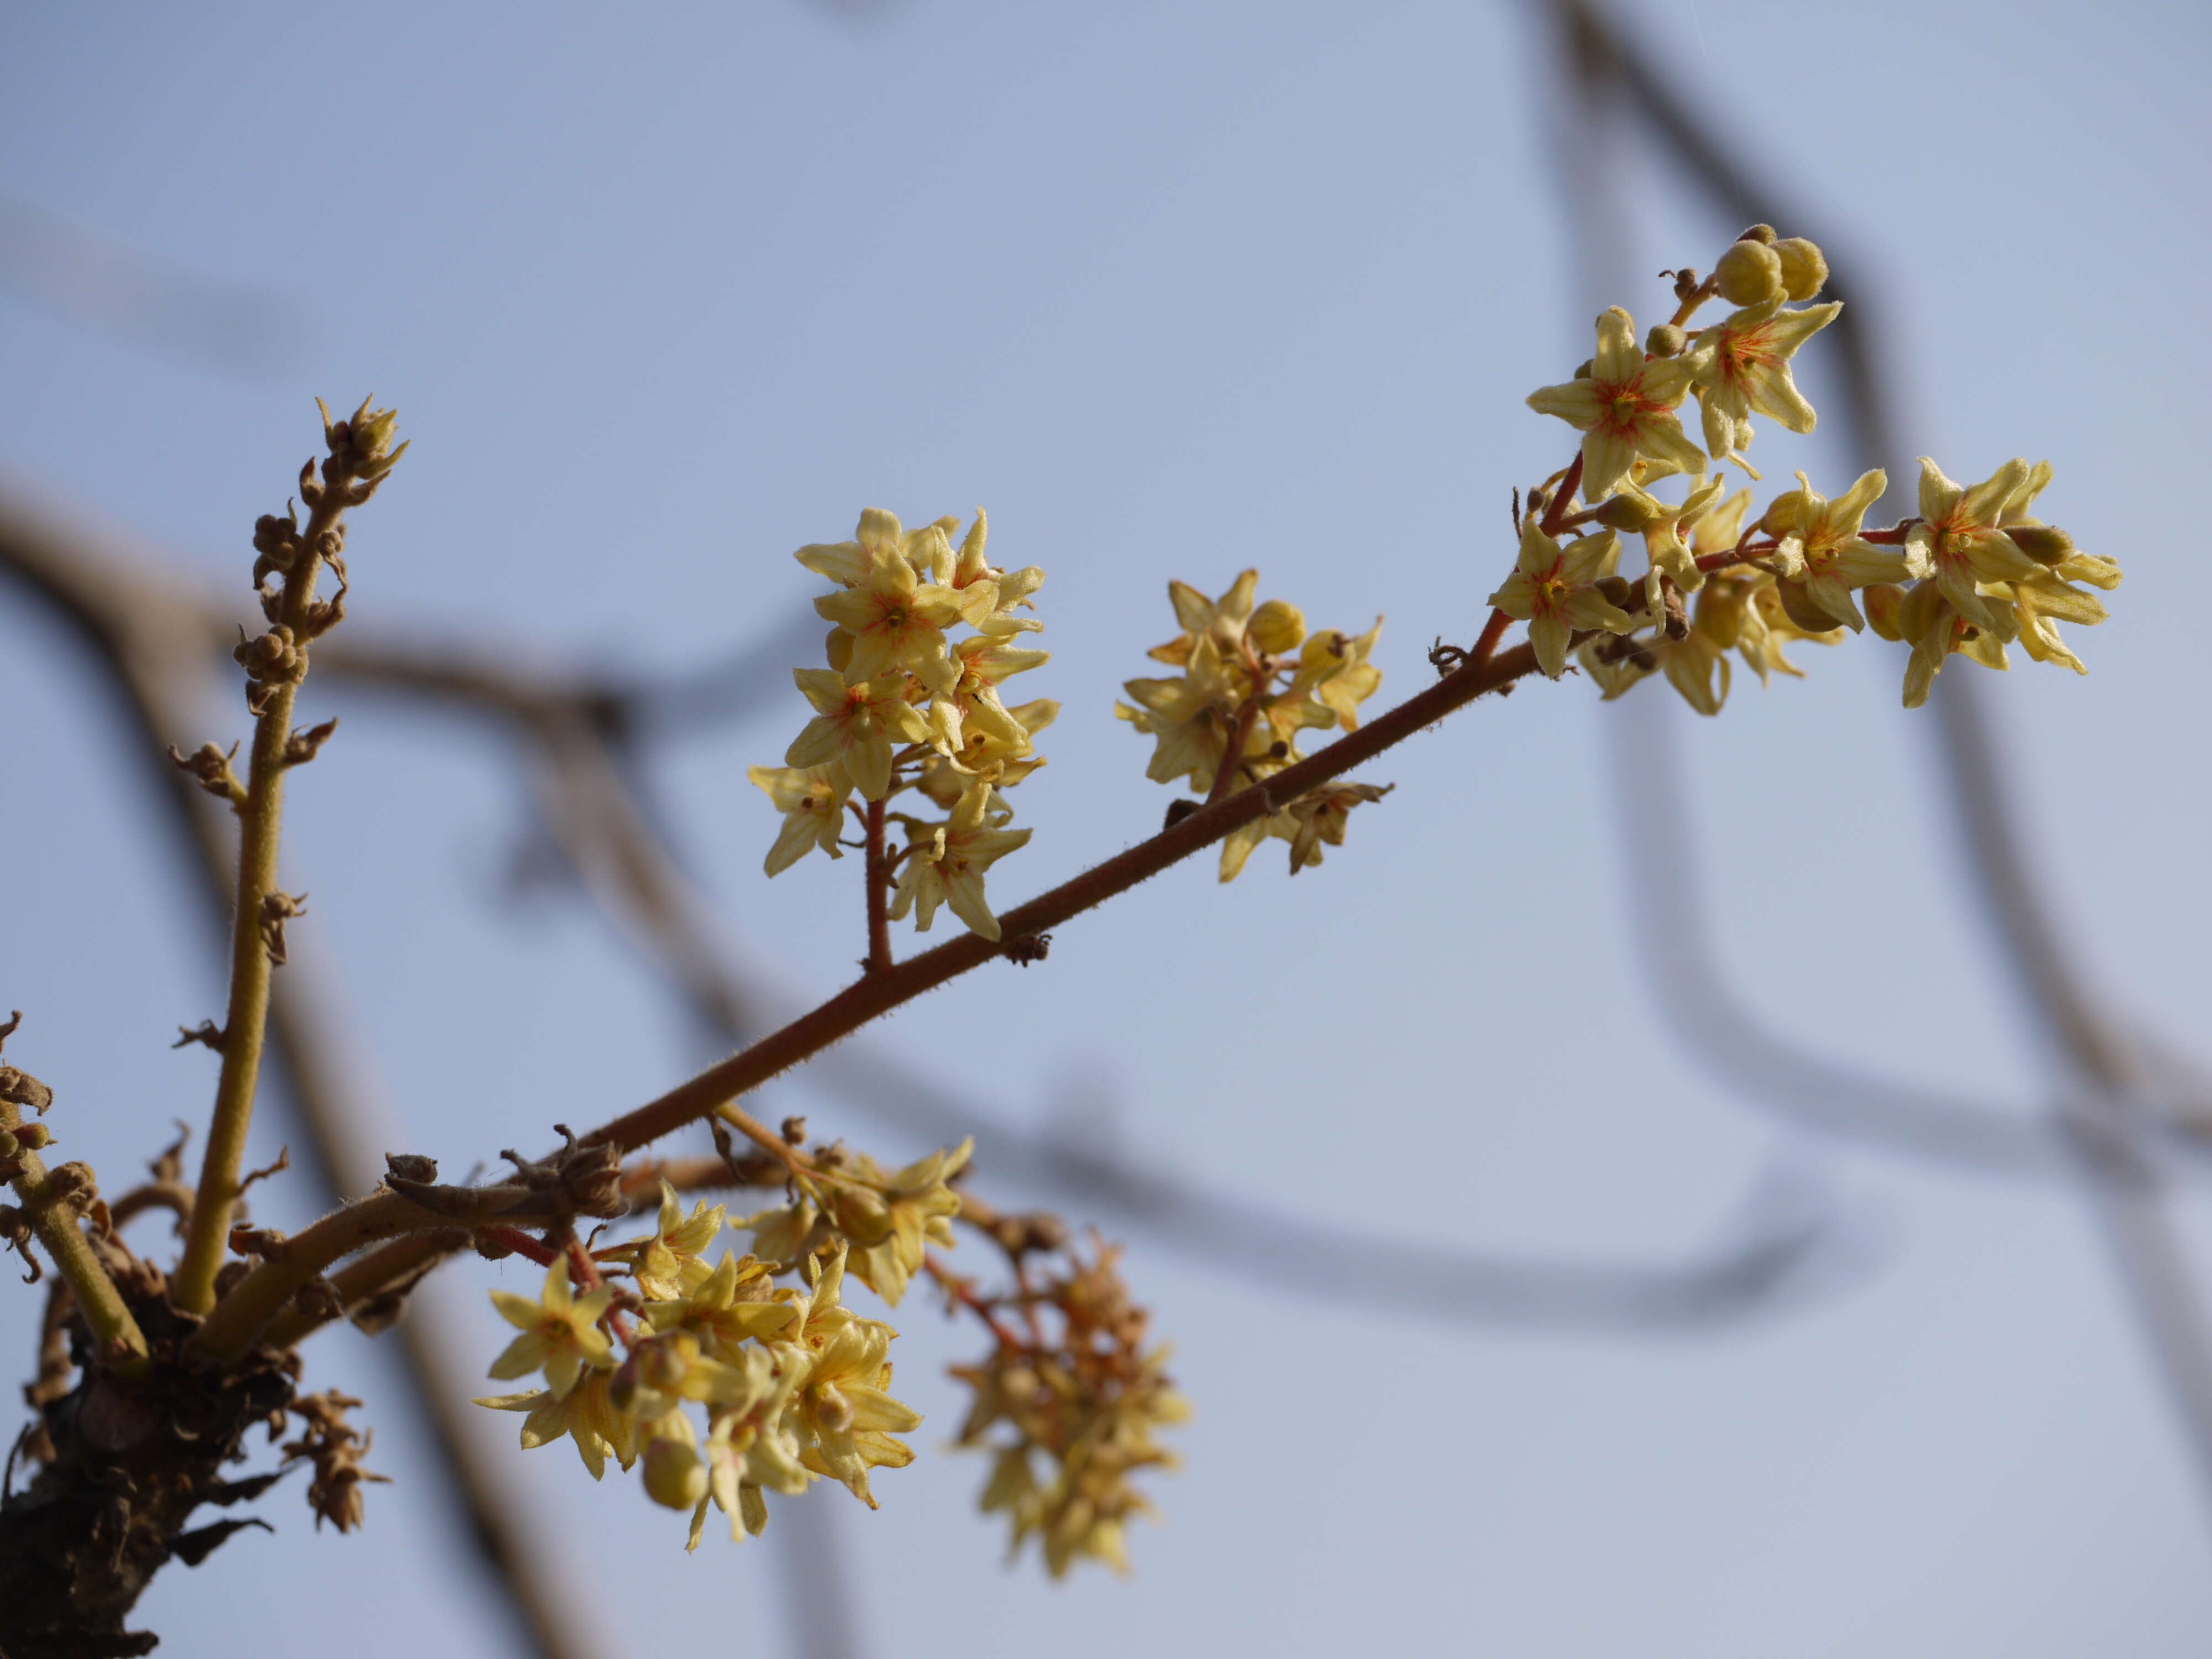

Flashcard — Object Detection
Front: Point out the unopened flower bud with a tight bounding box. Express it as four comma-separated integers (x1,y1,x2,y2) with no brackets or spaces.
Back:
1737,223,1778,246
642,1436,707,1510
825,627,855,674
1898,580,1949,645
1593,494,1656,532
1694,582,1749,648
2005,523,2075,565
1246,599,1306,654
1775,577,1841,635
1759,488,1813,538
1715,239,1785,307
9,1122,50,1151
1645,323,1687,358
1773,237,1828,301
831,1185,893,1242
1861,583,1907,641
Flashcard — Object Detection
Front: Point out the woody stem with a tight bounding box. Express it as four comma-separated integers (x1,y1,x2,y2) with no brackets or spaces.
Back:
1204,700,1261,806
864,797,893,973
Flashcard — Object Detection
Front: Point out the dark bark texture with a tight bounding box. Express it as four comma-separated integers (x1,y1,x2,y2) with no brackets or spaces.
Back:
0,1290,297,1658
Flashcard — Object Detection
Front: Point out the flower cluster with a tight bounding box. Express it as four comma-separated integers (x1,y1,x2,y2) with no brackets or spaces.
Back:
1116,571,1394,878
942,1236,1188,1577
749,508,1054,941
475,1142,968,1550
1504,227,2118,711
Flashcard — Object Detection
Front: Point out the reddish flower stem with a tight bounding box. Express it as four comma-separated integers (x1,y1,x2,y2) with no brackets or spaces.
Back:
479,1225,560,1266
863,796,893,973
1538,451,1586,538
924,1254,1027,1352
1204,699,1261,806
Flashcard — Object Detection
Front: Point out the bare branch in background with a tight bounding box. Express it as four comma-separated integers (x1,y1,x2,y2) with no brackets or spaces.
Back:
0,479,619,1659
1549,0,2212,1519
0,189,304,378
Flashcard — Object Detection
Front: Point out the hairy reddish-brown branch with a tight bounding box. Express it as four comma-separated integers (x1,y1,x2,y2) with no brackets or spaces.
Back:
583,637,1538,1156
863,796,893,973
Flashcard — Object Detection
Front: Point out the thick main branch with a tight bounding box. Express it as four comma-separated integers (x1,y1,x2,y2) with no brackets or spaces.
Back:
583,637,1540,1155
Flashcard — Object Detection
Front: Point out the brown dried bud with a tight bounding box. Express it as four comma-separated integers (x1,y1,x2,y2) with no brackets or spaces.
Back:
1594,575,1636,611
545,1128,625,1219
384,1152,439,1186
259,891,308,966
1671,267,1702,301
0,1066,54,1115
283,718,339,767
1572,358,1595,379
169,740,245,805
44,1162,99,1216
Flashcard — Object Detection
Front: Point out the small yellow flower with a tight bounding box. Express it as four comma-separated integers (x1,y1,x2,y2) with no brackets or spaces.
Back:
889,779,1033,941
1292,619,1385,732
474,1370,637,1480
745,764,853,875
1770,469,1907,632
1526,308,1709,499
1146,570,1260,665
1688,299,1840,469
486,1260,615,1400
1903,458,2044,634
602,1182,730,1302
814,534,964,695
644,1249,798,1358
1117,635,1243,792
1283,781,1394,874
785,669,931,801
792,507,950,589
1486,520,1635,680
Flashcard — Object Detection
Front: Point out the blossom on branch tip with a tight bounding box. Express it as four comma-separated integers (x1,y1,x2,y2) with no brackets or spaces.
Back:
1688,298,1840,470
1526,307,1709,500
1903,458,2043,633
1486,520,1635,680
814,534,963,694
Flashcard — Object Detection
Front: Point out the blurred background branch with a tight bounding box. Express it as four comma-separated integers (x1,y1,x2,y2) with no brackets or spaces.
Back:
1549,0,2212,1517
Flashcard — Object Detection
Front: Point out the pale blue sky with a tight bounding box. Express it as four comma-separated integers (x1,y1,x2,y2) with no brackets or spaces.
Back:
3,2,2210,1655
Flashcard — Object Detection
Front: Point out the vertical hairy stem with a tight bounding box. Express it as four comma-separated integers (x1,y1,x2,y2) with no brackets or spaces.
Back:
174,451,363,1312
0,1102,148,1377
864,796,893,973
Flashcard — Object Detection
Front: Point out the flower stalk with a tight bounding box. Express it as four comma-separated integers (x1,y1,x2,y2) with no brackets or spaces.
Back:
0,1100,148,1379
174,401,401,1313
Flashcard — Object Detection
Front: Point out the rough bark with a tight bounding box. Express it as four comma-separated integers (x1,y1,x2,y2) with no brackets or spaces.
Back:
0,1287,297,1657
